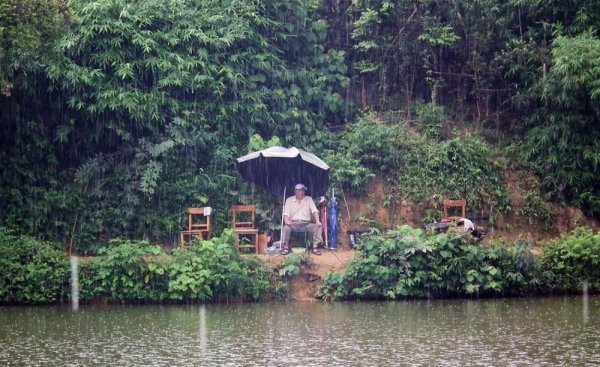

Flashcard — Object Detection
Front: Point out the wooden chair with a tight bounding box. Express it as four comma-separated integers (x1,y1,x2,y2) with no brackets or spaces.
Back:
443,199,466,218
180,207,212,248
232,205,258,254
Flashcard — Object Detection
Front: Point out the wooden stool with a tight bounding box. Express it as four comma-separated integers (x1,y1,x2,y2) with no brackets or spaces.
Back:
180,207,211,249
443,199,466,218
232,205,259,253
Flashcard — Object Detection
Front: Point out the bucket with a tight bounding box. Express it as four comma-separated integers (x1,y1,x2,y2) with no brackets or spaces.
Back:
347,231,357,248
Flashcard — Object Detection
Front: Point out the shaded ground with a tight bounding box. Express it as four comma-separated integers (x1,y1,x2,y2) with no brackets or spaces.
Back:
257,249,355,301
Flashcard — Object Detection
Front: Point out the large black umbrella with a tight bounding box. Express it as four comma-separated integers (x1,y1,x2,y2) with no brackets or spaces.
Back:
236,146,330,197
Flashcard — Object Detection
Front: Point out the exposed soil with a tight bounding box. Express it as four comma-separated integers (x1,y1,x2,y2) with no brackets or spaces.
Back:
257,249,355,301
340,175,599,247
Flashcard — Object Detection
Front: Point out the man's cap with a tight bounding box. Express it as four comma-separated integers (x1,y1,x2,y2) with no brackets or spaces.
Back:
294,183,307,191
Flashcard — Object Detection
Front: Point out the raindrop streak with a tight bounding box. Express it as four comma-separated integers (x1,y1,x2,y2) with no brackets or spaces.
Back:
199,305,207,355
70,256,79,311
583,280,589,323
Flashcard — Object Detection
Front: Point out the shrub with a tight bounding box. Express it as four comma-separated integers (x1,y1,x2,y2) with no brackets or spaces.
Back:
278,253,302,277
540,227,600,292
327,112,510,215
91,238,170,301
520,191,555,229
415,101,446,140
168,229,270,302
319,225,540,300
0,228,69,304
79,229,271,303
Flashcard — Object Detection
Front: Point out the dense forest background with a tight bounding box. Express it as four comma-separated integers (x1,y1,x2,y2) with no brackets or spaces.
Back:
1,0,599,254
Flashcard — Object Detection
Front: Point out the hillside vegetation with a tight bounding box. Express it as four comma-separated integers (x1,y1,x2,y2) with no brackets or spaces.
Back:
1,0,599,255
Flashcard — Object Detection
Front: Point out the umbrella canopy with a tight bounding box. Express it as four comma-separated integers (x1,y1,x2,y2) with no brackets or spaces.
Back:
236,146,330,197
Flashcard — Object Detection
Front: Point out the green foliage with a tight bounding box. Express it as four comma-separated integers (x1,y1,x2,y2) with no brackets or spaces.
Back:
415,101,446,140
324,152,374,195
1,0,600,259
337,0,516,111
322,226,600,300
247,134,281,154
0,0,70,93
520,191,555,229
0,0,348,253
319,225,541,300
325,0,599,219
278,253,302,277
0,228,69,304
51,0,347,144
550,32,600,103
91,238,168,301
540,227,600,293
418,25,460,47
517,29,600,215
328,112,510,215
254,202,281,232
325,112,399,193
0,229,271,304
272,282,289,301
78,230,270,302
168,229,270,302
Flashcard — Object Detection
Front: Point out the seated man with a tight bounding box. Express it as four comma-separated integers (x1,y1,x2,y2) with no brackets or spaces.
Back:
281,183,323,255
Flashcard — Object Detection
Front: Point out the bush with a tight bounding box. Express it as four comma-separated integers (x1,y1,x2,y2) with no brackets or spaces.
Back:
278,253,303,277
540,227,600,293
79,229,271,303
0,228,272,304
318,225,540,300
0,228,69,304
90,238,170,302
168,229,270,302
327,112,510,215
415,101,446,140
520,191,555,229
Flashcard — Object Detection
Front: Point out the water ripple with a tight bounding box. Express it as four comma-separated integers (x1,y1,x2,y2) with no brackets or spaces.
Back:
0,296,599,366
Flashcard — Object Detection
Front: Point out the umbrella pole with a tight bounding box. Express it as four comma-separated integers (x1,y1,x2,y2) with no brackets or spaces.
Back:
279,187,286,252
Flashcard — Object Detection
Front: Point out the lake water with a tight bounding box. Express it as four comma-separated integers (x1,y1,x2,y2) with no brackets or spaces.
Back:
1,296,599,366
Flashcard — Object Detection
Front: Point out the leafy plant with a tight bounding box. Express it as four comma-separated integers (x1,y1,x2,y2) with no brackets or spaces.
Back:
279,253,302,277
540,227,600,293
518,32,600,213
319,225,543,300
254,202,281,232
520,191,555,229
193,229,270,302
328,112,510,215
0,0,348,254
415,101,446,140
0,228,69,304
92,238,168,301
0,0,70,93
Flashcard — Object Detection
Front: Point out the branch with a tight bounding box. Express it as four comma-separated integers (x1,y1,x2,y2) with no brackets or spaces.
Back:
433,71,475,78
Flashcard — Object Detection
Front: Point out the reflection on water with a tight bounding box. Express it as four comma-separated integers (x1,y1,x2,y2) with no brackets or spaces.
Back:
70,256,79,311
583,281,589,324
1,296,599,366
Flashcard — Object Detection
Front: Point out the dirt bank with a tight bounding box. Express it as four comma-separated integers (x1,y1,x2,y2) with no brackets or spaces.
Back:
339,176,599,247
258,249,355,301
